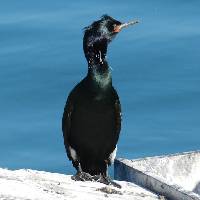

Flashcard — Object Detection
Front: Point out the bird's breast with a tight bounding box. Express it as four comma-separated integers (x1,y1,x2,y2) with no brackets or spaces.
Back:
69,95,116,157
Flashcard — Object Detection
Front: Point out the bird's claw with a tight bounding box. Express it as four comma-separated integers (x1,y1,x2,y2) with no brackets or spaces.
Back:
92,174,105,182
72,173,121,189
94,175,122,189
71,172,93,181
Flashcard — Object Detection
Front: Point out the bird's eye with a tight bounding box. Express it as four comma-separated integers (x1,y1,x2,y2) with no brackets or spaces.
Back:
113,24,117,29
113,24,120,33
106,23,114,32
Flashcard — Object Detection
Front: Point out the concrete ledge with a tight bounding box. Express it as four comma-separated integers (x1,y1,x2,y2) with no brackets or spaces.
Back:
114,151,200,200
0,168,160,200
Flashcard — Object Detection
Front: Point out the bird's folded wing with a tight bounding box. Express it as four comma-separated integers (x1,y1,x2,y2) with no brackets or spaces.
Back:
114,99,122,137
62,97,74,160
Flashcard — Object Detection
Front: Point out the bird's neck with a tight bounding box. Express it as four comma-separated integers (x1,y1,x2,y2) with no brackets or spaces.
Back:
85,42,112,90
87,58,112,90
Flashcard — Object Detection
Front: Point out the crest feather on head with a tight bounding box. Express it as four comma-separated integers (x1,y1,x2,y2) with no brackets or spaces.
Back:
84,14,113,32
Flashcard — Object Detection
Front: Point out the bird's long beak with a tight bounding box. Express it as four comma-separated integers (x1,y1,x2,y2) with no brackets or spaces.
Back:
114,20,139,33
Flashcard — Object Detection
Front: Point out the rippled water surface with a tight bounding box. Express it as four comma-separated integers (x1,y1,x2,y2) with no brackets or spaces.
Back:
0,0,200,174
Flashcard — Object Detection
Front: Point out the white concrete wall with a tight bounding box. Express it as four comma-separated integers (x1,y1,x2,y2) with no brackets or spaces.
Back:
115,151,200,200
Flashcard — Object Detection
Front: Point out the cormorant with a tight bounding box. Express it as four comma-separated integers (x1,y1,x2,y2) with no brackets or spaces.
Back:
62,15,138,186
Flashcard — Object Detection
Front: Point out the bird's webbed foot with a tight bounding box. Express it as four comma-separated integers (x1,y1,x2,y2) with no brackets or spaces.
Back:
93,175,122,189
71,171,93,182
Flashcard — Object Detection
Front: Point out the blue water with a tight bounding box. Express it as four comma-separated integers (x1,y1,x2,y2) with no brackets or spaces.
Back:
0,0,200,175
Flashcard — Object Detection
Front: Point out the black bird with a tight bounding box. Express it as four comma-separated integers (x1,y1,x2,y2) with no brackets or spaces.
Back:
62,15,138,185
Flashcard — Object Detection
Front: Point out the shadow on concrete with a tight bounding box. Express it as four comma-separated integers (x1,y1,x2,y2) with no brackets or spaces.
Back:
193,182,200,195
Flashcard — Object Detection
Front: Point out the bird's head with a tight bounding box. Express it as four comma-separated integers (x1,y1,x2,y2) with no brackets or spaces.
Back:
83,15,139,65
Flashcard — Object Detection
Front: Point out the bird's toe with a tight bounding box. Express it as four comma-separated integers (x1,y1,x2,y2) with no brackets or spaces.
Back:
92,174,105,182
96,175,122,189
71,172,93,182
